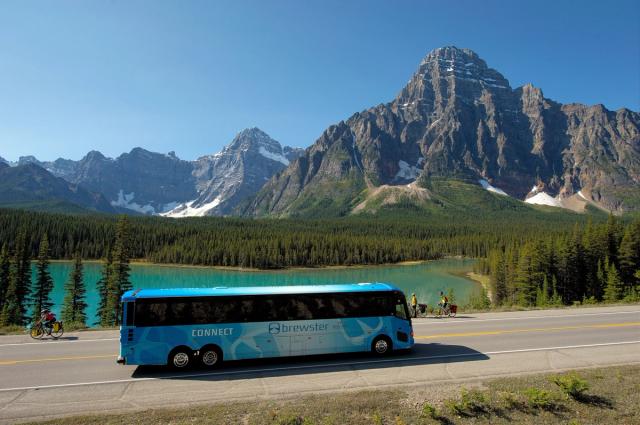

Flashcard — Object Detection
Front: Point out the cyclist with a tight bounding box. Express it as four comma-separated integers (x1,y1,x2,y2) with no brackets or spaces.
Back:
40,309,57,334
438,291,449,313
410,293,418,317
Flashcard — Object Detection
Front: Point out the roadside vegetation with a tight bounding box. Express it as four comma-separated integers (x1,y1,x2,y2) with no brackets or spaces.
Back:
27,365,640,424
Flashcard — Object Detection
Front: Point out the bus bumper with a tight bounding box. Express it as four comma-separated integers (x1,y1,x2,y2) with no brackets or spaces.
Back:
116,356,126,365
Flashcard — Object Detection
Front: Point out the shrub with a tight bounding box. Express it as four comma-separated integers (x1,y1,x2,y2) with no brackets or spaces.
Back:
421,402,437,419
275,415,305,425
552,373,590,399
445,388,488,416
524,387,553,409
497,391,520,409
371,412,383,425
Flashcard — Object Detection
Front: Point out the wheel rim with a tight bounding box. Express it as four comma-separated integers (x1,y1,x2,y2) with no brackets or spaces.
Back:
202,350,218,366
173,352,190,368
374,339,388,354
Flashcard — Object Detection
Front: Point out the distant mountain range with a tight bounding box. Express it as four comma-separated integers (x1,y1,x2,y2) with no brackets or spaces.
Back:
242,46,640,217
0,128,303,216
0,162,116,214
2,46,639,218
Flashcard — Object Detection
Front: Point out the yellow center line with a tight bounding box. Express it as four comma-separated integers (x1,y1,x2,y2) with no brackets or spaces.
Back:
415,321,640,339
0,354,115,366
1,322,638,364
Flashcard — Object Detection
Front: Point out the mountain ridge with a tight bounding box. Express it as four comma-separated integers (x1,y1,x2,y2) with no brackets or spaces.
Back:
241,46,640,217
0,128,304,216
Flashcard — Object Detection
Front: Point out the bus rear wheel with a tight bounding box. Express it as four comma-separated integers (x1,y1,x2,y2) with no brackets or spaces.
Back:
199,345,222,368
168,347,193,369
371,336,392,356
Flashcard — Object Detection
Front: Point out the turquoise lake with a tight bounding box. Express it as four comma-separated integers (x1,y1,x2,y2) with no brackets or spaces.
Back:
34,258,478,325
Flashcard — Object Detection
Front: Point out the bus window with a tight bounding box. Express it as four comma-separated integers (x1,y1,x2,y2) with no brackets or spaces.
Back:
124,302,134,326
395,298,408,320
136,301,168,326
169,301,191,325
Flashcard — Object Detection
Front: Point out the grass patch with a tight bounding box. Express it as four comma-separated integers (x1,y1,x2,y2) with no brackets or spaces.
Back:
0,325,25,335
25,365,640,425
0,323,116,335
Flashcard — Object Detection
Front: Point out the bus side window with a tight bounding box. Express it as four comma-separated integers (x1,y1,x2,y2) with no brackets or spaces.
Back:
169,302,191,325
395,299,407,320
125,302,134,326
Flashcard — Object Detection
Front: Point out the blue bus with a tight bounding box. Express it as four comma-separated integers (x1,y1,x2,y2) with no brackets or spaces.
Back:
117,283,414,368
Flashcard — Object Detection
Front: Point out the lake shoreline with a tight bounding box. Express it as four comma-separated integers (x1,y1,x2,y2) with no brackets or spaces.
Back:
49,258,451,273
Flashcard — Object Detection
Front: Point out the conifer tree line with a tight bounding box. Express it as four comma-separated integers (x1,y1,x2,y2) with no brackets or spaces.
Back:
477,216,640,307
0,216,133,328
0,207,598,268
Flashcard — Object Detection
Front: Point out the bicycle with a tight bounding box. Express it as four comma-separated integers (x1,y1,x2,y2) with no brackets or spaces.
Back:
434,304,457,318
29,320,64,339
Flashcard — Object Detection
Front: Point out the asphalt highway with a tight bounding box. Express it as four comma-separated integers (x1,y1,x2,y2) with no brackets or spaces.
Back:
0,305,638,423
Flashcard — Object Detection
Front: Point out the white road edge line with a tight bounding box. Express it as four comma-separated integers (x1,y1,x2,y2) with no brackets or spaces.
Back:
0,340,638,393
0,338,119,347
413,310,640,325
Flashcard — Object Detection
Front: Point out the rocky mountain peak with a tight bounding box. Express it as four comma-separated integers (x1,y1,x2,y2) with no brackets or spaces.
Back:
420,46,484,67
396,47,512,112
17,155,42,166
83,150,107,162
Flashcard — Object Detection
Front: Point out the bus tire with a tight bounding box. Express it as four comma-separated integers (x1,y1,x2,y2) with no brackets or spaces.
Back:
199,345,223,368
371,336,392,356
168,346,193,369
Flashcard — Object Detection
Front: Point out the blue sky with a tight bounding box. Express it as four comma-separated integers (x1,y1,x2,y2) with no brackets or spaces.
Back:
1,0,639,161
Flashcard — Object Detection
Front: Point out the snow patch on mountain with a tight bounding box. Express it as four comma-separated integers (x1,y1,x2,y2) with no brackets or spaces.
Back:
525,192,562,207
258,147,289,165
478,179,508,196
111,190,156,214
161,197,222,218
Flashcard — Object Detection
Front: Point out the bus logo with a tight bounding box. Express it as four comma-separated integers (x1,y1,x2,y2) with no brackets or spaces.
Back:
269,323,281,334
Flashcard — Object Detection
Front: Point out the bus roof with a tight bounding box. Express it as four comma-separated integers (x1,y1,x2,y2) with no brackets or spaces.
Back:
121,282,402,301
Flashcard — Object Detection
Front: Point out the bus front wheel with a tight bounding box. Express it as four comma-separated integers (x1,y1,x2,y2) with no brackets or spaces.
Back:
199,345,223,368
371,336,392,356
168,346,193,369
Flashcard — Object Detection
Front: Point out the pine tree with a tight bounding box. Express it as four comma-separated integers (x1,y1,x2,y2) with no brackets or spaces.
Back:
61,252,87,326
595,259,606,301
489,249,507,305
606,214,622,266
618,220,640,287
0,243,10,310
604,262,623,302
549,275,563,306
31,234,54,321
96,249,113,327
514,243,539,306
103,216,132,326
536,275,549,307
0,229,31,326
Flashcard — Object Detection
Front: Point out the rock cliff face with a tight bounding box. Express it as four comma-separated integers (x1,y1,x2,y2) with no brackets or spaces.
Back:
163,128,304,216
243,46,640,216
